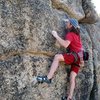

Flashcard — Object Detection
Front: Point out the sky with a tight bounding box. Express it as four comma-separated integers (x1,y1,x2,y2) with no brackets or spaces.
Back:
92,0,100,14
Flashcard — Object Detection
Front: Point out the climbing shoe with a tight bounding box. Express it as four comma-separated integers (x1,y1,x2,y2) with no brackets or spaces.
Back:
61,96,72,100
61,96,67,100
36,75,51,84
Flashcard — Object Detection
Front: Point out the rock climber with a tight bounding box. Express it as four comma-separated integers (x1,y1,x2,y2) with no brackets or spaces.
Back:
36,18,85,100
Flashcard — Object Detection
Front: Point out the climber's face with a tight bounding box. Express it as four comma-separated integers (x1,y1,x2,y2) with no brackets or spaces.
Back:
66,21,72,29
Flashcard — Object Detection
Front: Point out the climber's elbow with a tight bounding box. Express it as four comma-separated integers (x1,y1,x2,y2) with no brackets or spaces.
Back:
64,40,70,48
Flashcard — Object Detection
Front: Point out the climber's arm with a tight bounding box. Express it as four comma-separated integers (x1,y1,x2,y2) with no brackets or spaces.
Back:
51,31,70,48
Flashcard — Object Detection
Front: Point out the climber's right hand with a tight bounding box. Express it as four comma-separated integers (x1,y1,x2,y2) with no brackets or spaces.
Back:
51,30,58,38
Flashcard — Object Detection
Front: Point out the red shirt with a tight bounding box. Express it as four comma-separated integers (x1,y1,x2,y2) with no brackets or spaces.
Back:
65,32,82,53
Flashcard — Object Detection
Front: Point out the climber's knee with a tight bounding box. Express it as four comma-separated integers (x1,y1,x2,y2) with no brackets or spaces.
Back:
54,54,64,61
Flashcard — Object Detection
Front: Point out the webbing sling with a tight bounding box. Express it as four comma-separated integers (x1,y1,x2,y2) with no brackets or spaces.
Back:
66,48,80,67
71,51,80,67
71,51,78,63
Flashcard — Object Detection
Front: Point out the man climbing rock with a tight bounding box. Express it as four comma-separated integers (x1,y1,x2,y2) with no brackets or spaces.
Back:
36,18,87,100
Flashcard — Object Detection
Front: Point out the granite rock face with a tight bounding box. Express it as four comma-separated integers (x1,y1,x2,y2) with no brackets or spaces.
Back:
81,0,99,23
0,0,100,100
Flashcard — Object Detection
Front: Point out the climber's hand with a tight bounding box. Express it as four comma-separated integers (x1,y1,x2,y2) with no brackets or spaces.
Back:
51,31,58,38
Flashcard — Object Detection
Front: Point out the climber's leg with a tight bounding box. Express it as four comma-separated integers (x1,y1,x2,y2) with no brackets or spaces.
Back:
47,54,64,79
67,71,77,100
37,54,64,83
